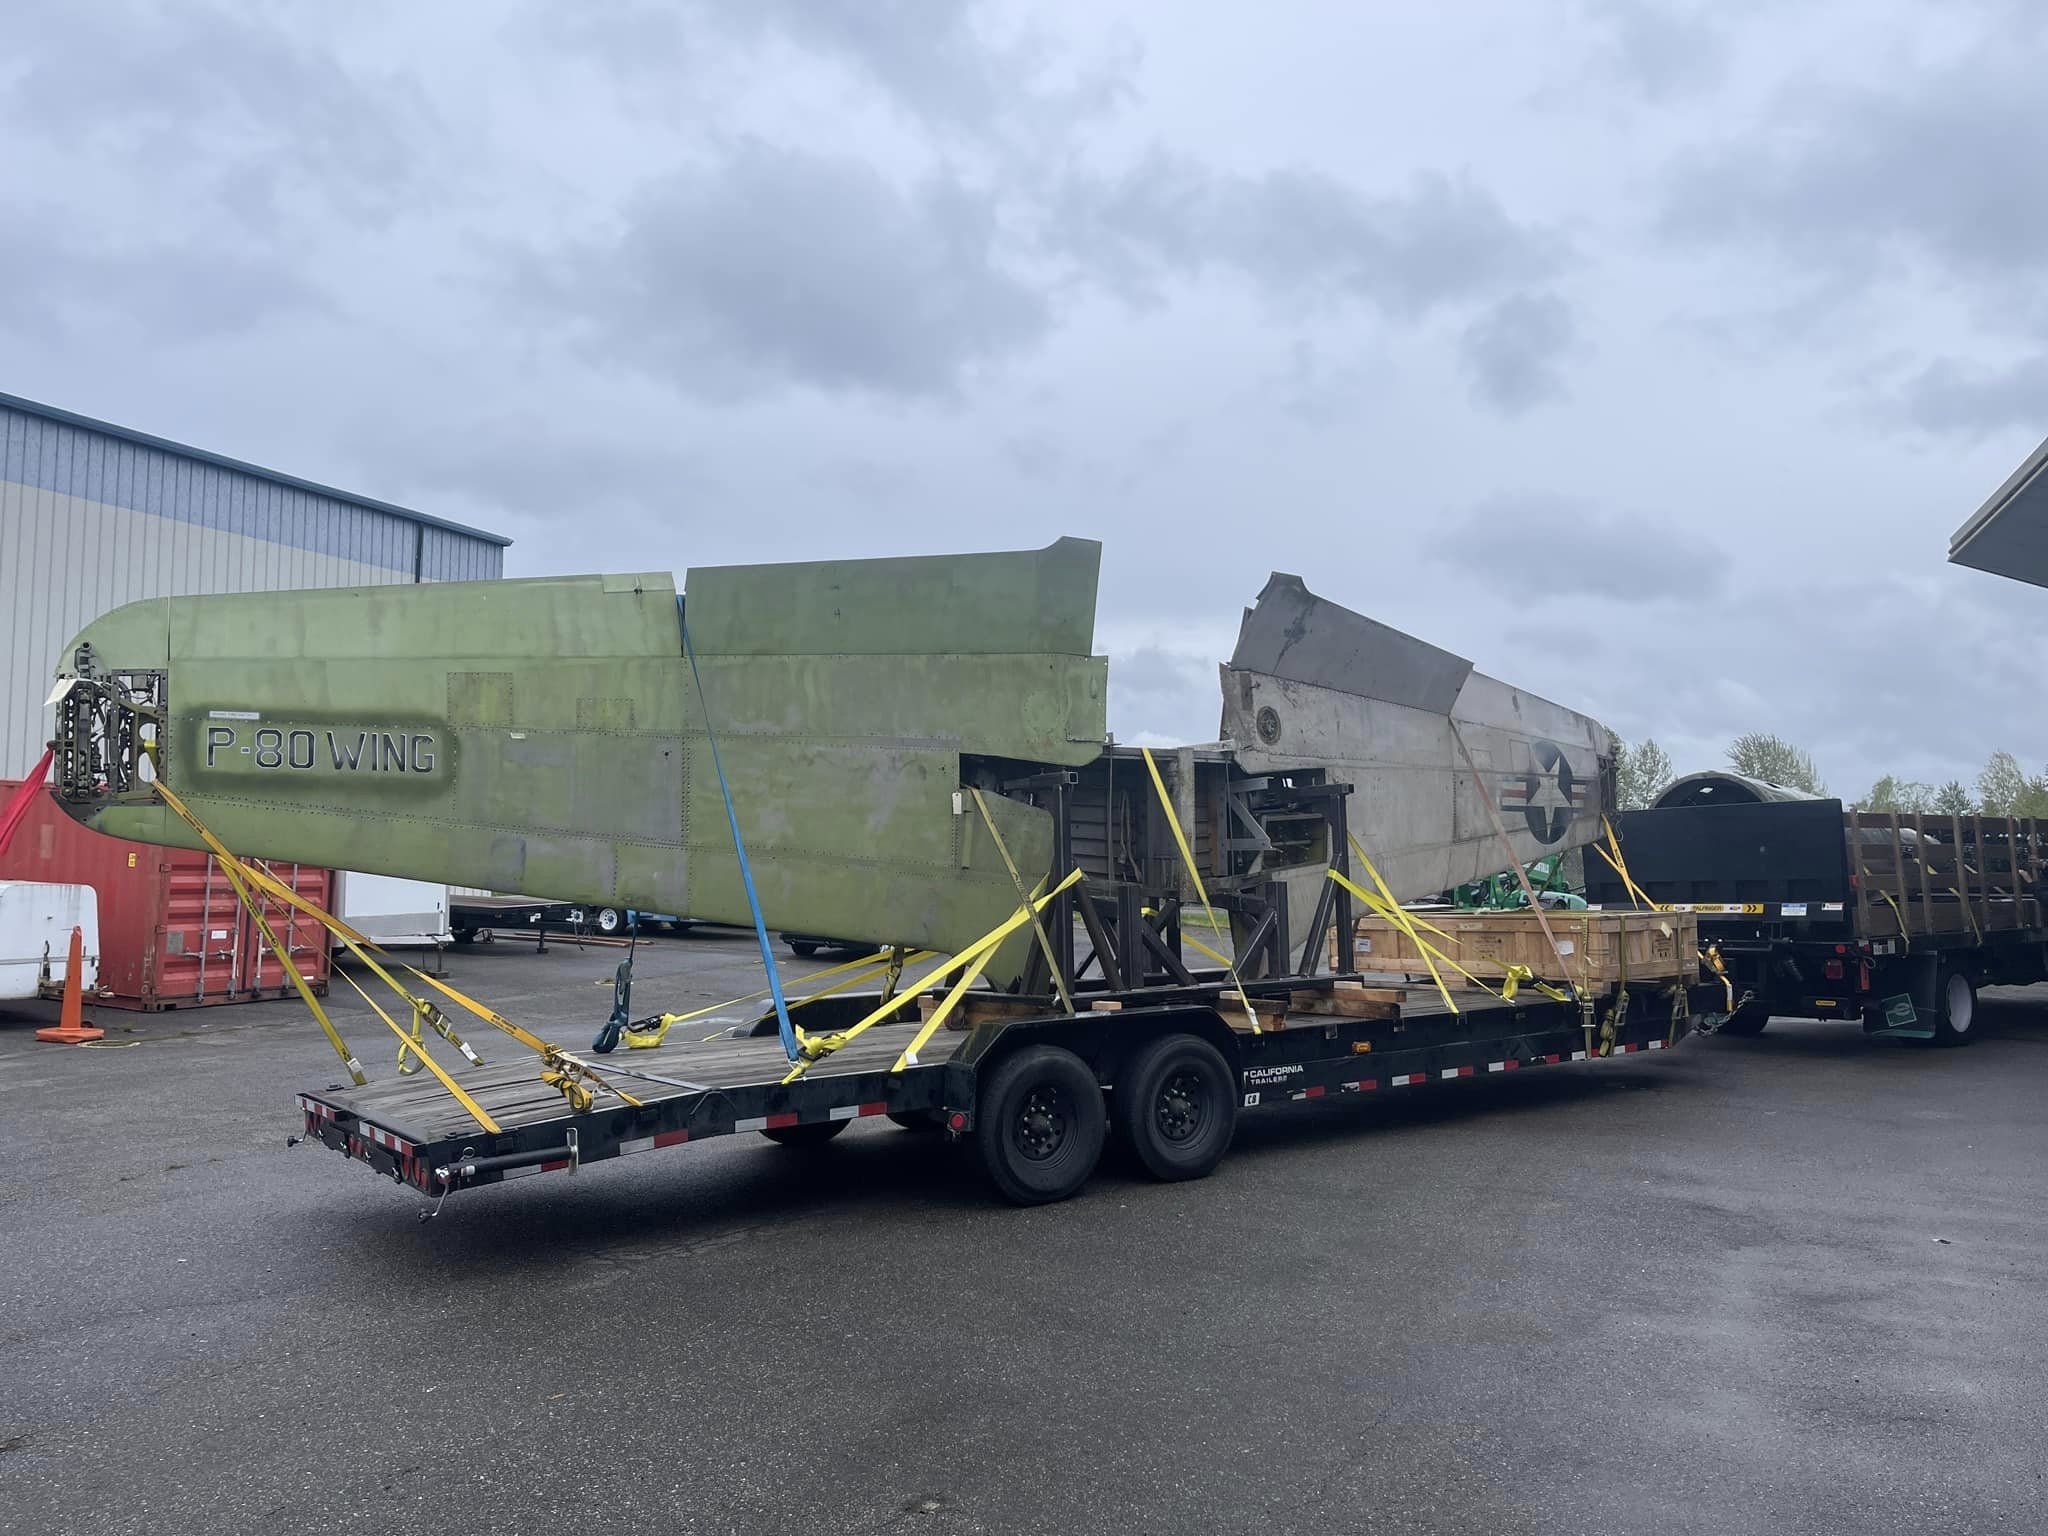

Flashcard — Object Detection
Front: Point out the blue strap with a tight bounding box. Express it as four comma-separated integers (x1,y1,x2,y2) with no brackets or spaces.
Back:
681,605,798,1061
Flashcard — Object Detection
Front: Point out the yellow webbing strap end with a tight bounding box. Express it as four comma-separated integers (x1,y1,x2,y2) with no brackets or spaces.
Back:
1876,890,1911,952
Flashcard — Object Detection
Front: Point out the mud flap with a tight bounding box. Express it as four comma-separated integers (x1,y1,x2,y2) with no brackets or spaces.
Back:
1865,954,1936,1039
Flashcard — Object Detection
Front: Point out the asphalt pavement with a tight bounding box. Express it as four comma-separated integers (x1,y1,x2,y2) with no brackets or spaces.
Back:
2,928,2043,1535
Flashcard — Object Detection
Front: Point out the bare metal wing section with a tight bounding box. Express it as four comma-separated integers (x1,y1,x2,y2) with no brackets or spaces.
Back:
1221,573,1611,905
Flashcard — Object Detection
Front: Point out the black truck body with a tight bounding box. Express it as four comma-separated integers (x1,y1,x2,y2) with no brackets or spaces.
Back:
1590,799,2047,1044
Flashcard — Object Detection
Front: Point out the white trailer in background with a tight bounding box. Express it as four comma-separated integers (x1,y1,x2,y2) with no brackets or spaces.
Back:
331,873,452,951
0,881,99,1001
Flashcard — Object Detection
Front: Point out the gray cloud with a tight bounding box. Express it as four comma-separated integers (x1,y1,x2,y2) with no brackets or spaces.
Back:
528,141,1049,400
1585,0,1727,100
1459,292,1578,413
1896,355,2048,440
3,3,431,227
538,0,1134,148
1061,157,1568,321
1660,32,2048,306
1427,494,1727,602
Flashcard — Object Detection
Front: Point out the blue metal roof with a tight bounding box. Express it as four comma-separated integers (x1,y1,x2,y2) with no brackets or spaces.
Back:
0,389,511,549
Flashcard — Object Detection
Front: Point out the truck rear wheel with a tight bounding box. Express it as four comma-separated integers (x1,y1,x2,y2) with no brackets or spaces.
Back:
761,1120,850,1148
975,1045,1105,1205
1931,969,1977,1047
1114,1033,1236,1182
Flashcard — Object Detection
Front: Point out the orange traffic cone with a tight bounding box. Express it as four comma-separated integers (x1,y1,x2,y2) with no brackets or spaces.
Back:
35,926,104,1044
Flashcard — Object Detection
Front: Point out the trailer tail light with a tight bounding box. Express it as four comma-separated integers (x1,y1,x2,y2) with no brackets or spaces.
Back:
1824,959,1845,980
948,1111,968,1132
1835,944,1848,955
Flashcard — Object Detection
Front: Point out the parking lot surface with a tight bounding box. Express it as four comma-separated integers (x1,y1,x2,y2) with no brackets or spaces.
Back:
3,929,2043,1535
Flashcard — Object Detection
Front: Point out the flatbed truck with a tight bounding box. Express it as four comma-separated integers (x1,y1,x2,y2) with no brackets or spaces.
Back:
1590,788,2046,1046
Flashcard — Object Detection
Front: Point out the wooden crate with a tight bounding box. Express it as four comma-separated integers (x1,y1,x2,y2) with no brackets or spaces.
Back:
1334,908,1697,990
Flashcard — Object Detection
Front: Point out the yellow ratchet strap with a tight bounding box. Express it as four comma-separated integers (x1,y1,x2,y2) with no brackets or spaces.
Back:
621,947,936,1042
407,968,644,1108
1595,818,1662,912
153,784,366,1084
1875,890,1911,951
335,966,502,1133
785,869,1087,1084
971,788,1074,1016
1327,868,1461,1014
1139,748,1259,1026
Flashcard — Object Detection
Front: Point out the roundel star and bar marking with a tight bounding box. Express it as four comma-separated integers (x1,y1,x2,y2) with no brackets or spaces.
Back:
1498,738,1582,843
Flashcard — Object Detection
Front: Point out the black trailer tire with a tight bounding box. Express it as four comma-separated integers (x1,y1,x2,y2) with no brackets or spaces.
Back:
787,939,820,958
453,927,476,945
1715,999,1770,1036
1930,968,1977,1047
761,1119,851,1149
975,1045,1106,1206
1114,1033,1237,1182
887,1110,943,1132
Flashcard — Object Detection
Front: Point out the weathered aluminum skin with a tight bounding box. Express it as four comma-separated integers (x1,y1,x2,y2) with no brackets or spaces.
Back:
54,540,1107,967
1223,574,1611,907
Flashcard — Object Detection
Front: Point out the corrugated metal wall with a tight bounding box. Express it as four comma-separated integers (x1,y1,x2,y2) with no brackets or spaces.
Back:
0,397,507,772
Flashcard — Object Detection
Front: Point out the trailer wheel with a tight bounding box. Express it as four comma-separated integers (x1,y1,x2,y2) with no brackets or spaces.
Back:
594,906,625,936
1930,969,1977,1047
1114,1033,1236,1182
787,938,820,958
975,1045,1106,1205
761,1120,850,1148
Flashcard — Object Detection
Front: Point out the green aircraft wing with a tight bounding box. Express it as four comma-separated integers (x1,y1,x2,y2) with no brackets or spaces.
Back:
50,539,1107,969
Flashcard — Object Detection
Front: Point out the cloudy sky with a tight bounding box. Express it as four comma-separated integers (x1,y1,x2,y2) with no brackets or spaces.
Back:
6,0,2046,798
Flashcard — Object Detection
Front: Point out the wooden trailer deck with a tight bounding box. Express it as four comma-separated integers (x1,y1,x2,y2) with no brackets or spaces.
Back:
307,1017,966,1146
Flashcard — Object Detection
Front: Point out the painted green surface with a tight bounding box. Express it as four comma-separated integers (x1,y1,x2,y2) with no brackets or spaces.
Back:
61,540,1108,970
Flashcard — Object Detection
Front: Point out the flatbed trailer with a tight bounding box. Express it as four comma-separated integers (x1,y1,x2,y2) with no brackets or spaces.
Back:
299,965,1698,1209
449,894,587,949
1592,797,2048,1045
299,769,1704,1209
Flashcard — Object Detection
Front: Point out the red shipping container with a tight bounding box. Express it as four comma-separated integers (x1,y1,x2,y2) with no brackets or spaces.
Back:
0,780,331,1011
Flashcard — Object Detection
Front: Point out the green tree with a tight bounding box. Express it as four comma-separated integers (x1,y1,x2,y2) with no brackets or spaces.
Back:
1976,750,2048,818
1609,733,1675,811
1727,732,1825,795
1977,751,2027,815
1934,780,1972,816
1857,776,1934,813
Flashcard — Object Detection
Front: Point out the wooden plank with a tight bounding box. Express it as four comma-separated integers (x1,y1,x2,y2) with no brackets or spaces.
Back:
1287,990,1398,1019
1331,980,1404,1004
1914,814,1933,935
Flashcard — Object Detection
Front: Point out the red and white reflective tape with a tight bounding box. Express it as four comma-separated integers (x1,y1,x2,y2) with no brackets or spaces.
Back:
620,1129,690,1156
1646,1039,1666,1050
1338,1079,1378,1092
1440,1065,1474,1080
1487,1059,1520,1073
363,1124,415,1154
298,1096,337,1122
1287,1085,1328,1102
826,1102,891,1122
1390,1072,1429,1087
1570,1050,1588,1061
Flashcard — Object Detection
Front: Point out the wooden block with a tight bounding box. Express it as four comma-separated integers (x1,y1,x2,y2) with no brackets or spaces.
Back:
1213,998,1288,1031
1288,990,1398,1020
1088,1000,1123,1012
1331,981,1404,1004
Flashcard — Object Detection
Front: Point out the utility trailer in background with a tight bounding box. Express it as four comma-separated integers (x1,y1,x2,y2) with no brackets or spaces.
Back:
300,778,1705,1211
1589,794,2047,1045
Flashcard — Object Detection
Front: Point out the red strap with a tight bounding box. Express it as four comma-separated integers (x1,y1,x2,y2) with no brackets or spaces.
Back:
0,748,54,860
